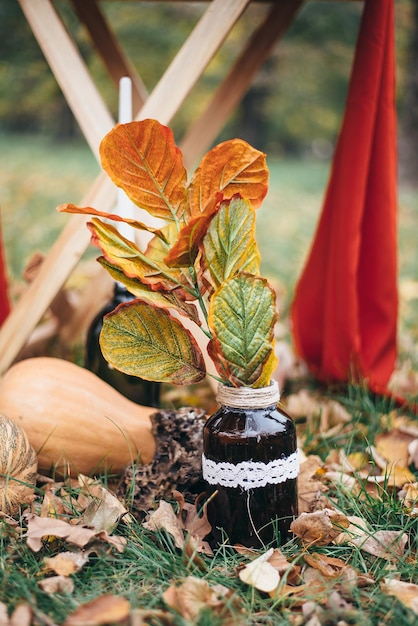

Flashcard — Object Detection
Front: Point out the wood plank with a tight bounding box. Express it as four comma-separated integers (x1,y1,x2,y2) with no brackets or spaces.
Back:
180,0,304,169
70,0,148,114
0,173,116,375
18,0,114,160
136,0,251,124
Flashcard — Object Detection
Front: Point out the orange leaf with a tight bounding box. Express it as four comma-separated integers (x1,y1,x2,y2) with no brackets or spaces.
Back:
164,193,222,267
188,138,268,215
64,595,130,626
100,120,188,221
57,203,168,242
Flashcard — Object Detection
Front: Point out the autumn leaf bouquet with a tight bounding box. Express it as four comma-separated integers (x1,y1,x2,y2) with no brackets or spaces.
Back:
58,119,278,389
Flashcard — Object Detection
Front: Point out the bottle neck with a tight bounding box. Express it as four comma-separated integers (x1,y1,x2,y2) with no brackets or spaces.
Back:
216,381,280,409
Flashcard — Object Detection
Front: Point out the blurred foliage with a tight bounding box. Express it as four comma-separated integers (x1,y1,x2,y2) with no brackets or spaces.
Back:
0,0,415,155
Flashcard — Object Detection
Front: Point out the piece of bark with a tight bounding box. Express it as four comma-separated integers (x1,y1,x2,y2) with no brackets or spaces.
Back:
117,407,207,517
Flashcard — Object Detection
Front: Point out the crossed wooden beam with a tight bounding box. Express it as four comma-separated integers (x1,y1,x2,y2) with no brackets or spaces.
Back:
0,0,305,375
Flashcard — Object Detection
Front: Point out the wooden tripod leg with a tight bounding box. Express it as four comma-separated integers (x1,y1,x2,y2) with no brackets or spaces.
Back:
70,0,148,114
0,173,115,375
18,0,114,159
181,0,304,169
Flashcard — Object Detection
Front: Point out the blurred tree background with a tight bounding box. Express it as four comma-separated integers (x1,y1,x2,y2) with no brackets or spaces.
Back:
0,0,416,179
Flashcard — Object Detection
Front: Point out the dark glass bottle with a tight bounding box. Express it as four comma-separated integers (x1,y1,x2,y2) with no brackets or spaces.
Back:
203,383,298,549
85,282,161,407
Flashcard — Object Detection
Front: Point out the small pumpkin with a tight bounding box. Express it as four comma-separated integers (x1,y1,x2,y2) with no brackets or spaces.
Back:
0,414,38,515
0,357,156,476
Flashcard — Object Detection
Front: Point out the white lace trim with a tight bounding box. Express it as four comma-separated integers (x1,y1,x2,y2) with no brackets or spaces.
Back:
216,381,280,409
202,449,299,491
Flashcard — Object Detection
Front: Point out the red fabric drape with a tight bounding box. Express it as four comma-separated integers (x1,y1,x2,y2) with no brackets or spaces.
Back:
0,220,10,326
291,0,398,394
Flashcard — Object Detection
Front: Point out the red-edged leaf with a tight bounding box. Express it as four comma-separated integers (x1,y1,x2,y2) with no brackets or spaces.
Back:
188,138,268,215
58,203,168,242
100,120,189,221
100,300,206,385
164,193,222,268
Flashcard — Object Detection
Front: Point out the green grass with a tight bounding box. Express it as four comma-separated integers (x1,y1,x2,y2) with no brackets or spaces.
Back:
0,134,418,624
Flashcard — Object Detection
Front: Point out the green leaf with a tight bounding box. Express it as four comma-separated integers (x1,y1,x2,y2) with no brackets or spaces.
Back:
100,300,206,385
208,273,278,387
100,120,189,222
203,196,261,290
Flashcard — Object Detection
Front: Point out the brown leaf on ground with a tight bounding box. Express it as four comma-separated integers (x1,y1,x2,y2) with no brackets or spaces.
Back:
64,595,130,626
173,491,213,555
78,475,133,532
375,429,416,468
297,456,329,514
268,548,301,584
43,551,89,576
382,579,418,615
24,514,126,553
398,482,418,514
162,576,237,622
284,391,351,431
40,488,72,519
38,576,75,595
303,553,346,578
388,360,418,397
334,515,371,545
143,500,185,549
290,509,350,546
352,530,408,561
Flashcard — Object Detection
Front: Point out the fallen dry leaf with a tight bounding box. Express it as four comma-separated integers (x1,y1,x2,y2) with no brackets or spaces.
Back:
398,482,418,511
162,576,235,622
382,578,418,615
375,429,415,468
64,595,130,626
39,575,75,594
334,515,370,545
24,514,126,553
143,500,185,549
268,548,300,584
303,552,346,578
174,491,213,555
352,530,408,561
78,475,133,532
290,509,350,546
409,439,418,469
43,551,89,576
297,456,328,514
1,602,35,626
388,359,418,397
238,548,280,593
324,471,360,494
